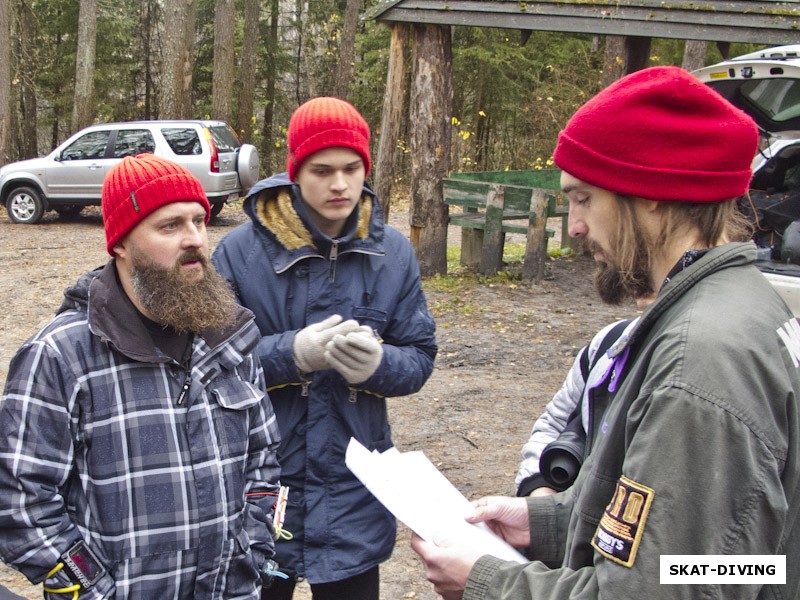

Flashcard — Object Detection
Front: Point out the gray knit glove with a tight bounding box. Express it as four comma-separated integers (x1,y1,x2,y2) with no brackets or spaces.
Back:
324,329,384,384
293,315,361,374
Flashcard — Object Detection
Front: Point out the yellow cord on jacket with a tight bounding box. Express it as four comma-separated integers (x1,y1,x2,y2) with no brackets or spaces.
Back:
43,562,81,598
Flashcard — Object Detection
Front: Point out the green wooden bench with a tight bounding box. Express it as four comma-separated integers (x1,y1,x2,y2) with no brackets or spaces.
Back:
442,169,575,281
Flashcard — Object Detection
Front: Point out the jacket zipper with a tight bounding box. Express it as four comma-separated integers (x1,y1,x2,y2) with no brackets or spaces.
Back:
177,362,191,406
328,240,339,282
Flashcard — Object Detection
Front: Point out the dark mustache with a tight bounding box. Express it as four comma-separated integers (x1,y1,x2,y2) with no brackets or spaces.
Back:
178,250,208,266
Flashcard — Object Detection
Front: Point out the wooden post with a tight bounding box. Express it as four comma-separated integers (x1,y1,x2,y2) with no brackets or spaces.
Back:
374,23,408,221
460,225,483,269
409,23,452,276
479,184,505,276
523,188,549,282
561,223,580,251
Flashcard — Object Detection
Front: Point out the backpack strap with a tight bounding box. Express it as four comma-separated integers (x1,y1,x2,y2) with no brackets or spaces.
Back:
583,319,631,379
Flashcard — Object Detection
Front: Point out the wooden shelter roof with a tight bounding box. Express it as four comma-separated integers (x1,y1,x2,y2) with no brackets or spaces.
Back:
365,1,800,45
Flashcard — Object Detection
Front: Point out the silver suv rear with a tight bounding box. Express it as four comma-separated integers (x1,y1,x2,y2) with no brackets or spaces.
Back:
0,120,260,224
694,45,800,315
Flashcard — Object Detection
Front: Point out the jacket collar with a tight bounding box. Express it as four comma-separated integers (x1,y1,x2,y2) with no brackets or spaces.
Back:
65,261,255,363
242,172,386,273
621,242,757,355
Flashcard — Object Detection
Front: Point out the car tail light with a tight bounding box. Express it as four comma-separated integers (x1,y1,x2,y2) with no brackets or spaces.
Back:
203,128,220,173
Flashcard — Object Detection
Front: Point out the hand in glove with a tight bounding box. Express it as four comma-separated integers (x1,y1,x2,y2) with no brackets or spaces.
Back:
293,315,362,374
325,330,384,384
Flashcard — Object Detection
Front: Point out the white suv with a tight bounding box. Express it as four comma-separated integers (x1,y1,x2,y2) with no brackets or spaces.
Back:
694,45,800,315
0,120,260,224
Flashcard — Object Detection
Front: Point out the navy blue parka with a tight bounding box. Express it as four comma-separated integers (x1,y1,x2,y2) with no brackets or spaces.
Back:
212,173,437,584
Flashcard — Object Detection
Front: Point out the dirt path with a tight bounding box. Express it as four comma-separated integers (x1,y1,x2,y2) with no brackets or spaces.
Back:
0,205,636,599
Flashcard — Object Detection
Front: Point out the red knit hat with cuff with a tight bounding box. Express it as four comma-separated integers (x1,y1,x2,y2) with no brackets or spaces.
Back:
286,97,371,181
553,66,759,203
102,154,210,255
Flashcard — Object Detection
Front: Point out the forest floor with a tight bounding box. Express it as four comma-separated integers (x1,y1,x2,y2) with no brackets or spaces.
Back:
0,200,638,599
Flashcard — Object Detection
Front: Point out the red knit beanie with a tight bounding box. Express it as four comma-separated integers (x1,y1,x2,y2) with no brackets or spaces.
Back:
553,66,759,202
102,154,210,255
286,97,371,181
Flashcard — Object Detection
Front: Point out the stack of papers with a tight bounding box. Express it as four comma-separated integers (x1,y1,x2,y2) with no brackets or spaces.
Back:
345,438,527,563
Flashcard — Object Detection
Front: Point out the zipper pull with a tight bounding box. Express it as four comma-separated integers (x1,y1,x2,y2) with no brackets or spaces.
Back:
328,240,339,282
301,381,310,397
348,389,357,403
177,367,191,405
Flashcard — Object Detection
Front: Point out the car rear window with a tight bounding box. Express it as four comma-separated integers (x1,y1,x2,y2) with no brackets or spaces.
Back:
740,78,800,123
161,128,202,155
206,125,241,153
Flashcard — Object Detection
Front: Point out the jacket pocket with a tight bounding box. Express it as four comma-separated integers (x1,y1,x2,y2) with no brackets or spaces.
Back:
352,306,388,332
211,379,264,410
210,379,263,463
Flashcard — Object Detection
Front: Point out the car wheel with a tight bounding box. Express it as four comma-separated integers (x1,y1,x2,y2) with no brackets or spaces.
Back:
210,202,225,218
237,144,260,192
6,186,45,224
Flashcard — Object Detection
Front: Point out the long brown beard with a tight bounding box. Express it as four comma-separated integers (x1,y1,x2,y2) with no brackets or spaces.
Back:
130,249,239,333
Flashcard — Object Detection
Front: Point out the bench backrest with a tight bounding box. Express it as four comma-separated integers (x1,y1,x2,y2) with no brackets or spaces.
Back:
442,179,560,215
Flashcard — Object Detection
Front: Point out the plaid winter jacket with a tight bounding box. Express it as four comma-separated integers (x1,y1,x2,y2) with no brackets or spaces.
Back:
0,262,281,599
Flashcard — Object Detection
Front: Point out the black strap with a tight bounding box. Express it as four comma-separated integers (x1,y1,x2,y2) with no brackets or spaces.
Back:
542,319,633,491
579,319,631,381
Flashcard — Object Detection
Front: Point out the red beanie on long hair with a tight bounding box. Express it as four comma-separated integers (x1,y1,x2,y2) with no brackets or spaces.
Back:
554,66,759,203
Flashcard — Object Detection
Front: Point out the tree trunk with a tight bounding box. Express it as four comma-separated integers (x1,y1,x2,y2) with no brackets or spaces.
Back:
682,40,707,71
236,0,260,143
50,29,64,151
602,36,626,89
374,23,409,222
160,0,194,119
261,0,280,173
409,24,452,277
212,0,235,122
143,0,154,119
72,0,97,131
160,0,185,118
0,0,10,165
602,35,651,88
333,0,360,99
180,0,196,118
624,37,651,73
16,0,37,158
294,0,304,103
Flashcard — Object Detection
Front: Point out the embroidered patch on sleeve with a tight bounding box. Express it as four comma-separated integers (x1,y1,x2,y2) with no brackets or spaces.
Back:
591,474,654,567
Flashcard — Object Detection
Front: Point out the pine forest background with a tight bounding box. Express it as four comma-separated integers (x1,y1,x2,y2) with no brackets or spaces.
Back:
0,0,768,197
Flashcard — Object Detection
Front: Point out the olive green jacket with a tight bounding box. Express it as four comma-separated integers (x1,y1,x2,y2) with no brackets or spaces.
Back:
466,243,800,600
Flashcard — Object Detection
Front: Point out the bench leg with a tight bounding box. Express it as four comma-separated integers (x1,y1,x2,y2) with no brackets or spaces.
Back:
560,215,579,251
479,231,505,276
461,229,482,269
479,185,505,276
523,189,549,282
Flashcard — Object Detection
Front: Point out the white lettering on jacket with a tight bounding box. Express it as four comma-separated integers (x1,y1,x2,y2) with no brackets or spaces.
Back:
777,319,800,368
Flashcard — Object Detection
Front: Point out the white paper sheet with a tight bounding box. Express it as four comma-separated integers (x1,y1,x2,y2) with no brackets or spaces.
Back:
345,438,527,563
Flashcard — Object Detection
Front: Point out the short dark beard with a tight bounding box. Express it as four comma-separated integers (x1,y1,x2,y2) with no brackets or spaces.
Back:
129,249,239,333
589,232,654,306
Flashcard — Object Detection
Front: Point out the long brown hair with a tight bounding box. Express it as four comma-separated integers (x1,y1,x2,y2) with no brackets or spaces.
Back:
601,197,752,301
653,199,753,252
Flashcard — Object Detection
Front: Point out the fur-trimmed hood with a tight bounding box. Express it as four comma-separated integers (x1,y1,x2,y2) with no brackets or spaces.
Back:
241,172,385,264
